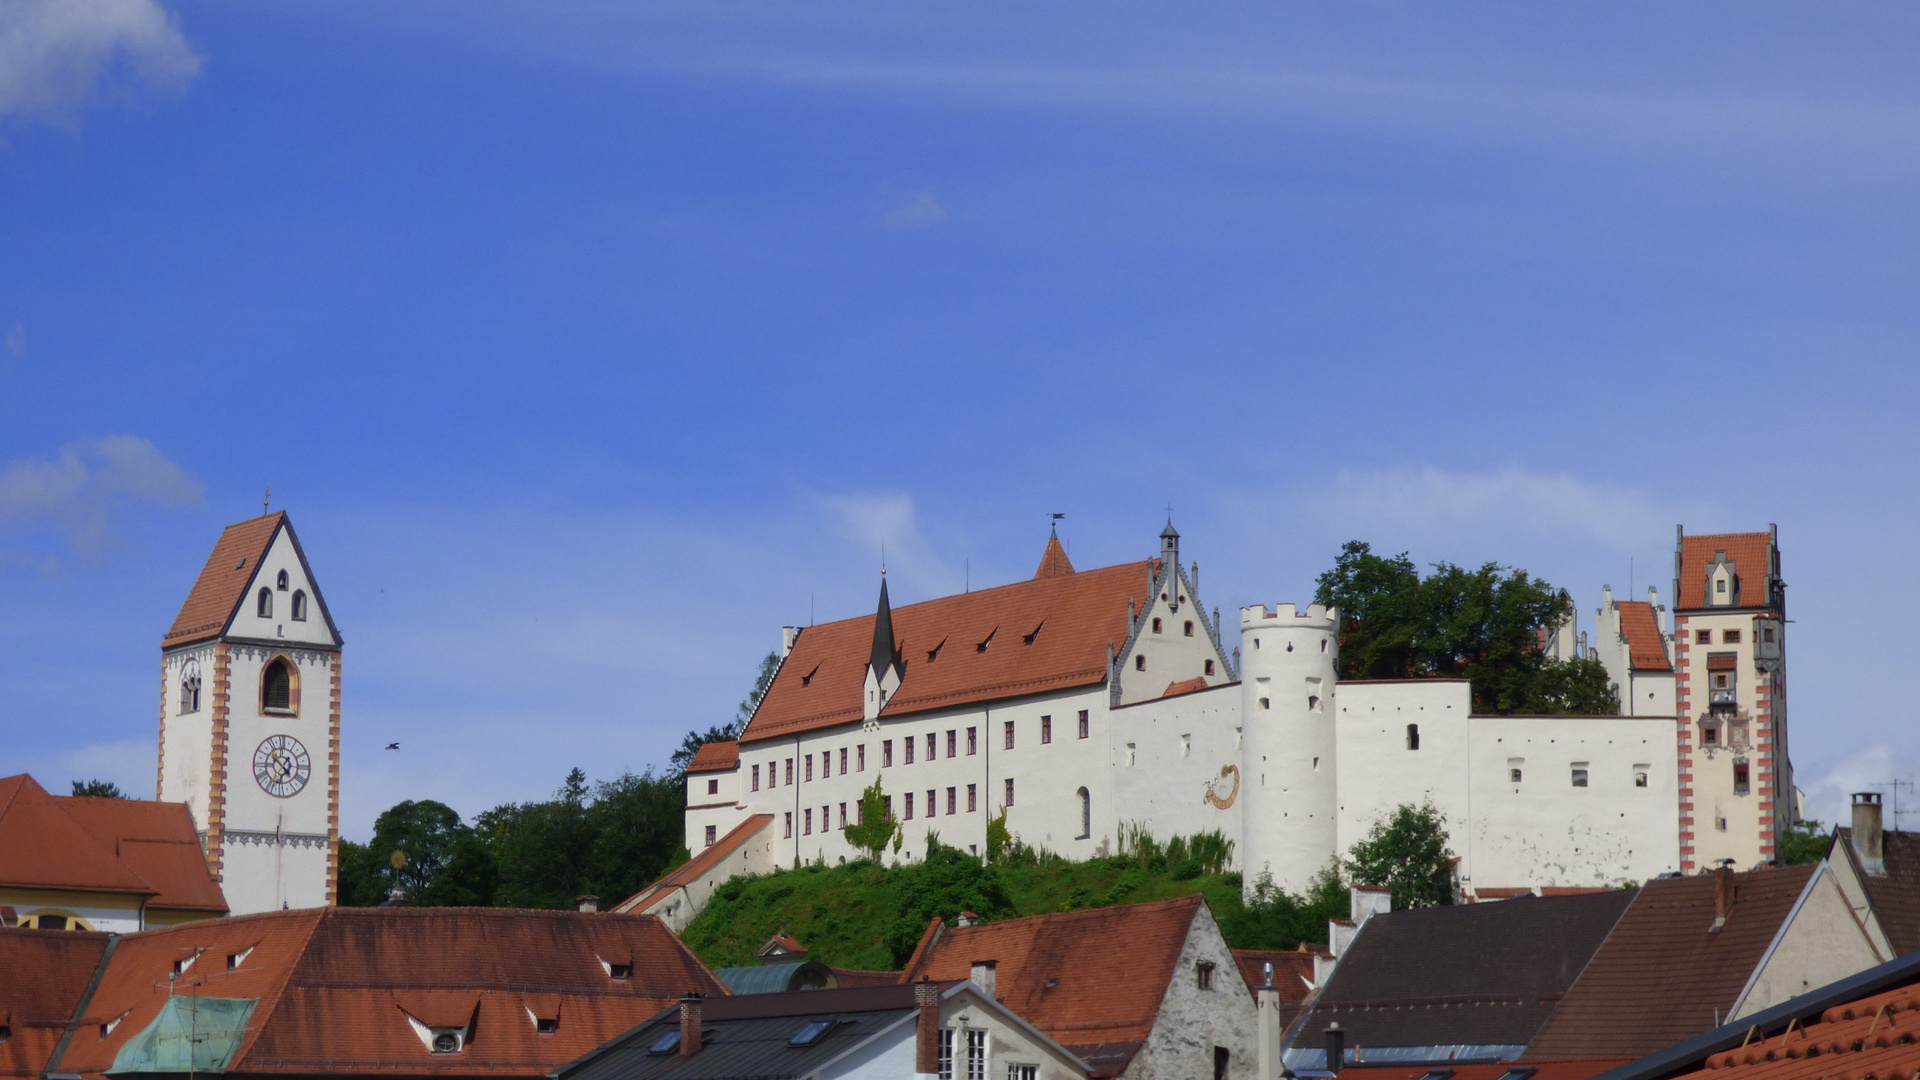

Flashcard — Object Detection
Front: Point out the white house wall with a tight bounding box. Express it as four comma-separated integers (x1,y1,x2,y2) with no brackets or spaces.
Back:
1731,863,1886,1019
1109,684,1246,852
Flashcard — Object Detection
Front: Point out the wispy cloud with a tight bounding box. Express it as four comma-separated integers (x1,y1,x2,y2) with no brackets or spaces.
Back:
0,435,204,569
813,491,961,596
3,324,24,358
883,191,948,228
0,0,201,124
1322,466,1687,552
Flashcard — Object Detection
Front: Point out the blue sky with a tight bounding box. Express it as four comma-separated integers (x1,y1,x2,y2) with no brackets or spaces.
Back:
4,1,1918,839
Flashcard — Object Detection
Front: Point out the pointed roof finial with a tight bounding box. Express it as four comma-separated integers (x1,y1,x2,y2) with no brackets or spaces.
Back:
869,574,899,680
264,483,272,516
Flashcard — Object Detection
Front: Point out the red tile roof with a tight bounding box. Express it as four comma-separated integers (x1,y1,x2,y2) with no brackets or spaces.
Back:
1035,535,1076,578
686,741,739,774
741,556,1155,744
0,927,112,1079
1676,981,1920,1080
1676,531,1776,612
1161,677,1211,699
50,907,725,1079
53,794,227,913
1231,948,1321,1004
900,895,1205,1074
613,815,773,914
1616,601,1672,672
1526,866,1819,1061
163,513,287,646
0,775,153,896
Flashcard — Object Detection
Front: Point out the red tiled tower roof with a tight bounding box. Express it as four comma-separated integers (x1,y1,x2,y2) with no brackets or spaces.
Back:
1676,530,1778,612
1035,535,1076,578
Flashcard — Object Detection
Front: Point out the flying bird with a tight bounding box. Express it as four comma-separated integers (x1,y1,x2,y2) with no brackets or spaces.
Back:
384,742,400,751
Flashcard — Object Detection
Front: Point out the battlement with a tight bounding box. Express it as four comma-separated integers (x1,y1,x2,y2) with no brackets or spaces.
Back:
1240,602,1337,628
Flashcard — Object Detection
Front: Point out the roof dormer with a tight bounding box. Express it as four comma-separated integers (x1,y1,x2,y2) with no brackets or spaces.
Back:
1705,551,1739,608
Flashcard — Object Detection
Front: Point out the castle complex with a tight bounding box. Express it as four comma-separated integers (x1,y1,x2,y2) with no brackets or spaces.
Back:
653,522,1790,921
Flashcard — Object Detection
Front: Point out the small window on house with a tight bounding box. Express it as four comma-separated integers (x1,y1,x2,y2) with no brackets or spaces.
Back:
1510,768,1523,784
1571,765,1589,788
1734,762,1751,795
948,787,957,815
1715,673,1729,689
1634,766,1650,788
537,1018,558,1035
858,744,867,771
966,785,976,812
609,963,633,980
903,794,913,820
291,590,308,621
905,738,915,765
1697,630,1713,644
925,790,934,817
839,802,848,827
706,778,719,795
1004,778,1015,807
805,808,815,832
704,824,717,846
785,758,794,785
883,741,893,767
276,570,289,590
1716,815,1729,831
1419,1071,1459,1080
257,587,273,618
752,764,760,791
227,947,253,970
805,754,814,781
1197,962,1215,990
1764,626,1776,643
1009,1065,1039,1080
1717,579,1727,594
884,796,894,821
1724,629,1741,643
1152,617,1163,633
840,747,849,773
927,732,937,759
1135,655,1146,671
1005,720,1015,749
1205,659,1215,676
967,727,977,755
263,658,293,712
181,673,201,714
1078,710,1089,739
1406,724,1420,750
1184,621,1194,636
1041,716,1052,744
1701,720,1720,746
1180,733,1191,757
784,812,793,838
1077,787,1090,839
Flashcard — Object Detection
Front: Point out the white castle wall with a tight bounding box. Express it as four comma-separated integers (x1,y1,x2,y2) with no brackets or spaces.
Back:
1237,603,1339,896
1108,682,1246,849
1334,679,1476,868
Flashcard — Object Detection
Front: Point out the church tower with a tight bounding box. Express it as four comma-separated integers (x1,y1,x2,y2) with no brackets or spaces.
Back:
157,512,342,913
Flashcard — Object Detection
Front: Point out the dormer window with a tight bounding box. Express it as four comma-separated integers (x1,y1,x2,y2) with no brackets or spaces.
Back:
276,570,289,590
291,590,308,621
256,588,272,618
1716,579,1726,594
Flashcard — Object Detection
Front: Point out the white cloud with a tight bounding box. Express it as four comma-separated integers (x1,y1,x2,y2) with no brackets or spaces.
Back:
1322,466,1685,552
0,0,200,123
813,491,961,596
3,324,23,358
0,435,204,567
883,191,948,228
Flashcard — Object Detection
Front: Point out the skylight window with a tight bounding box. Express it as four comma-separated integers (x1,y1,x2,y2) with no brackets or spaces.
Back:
1416,1070,1456,1080
650,1031,681,1055
790,1020,833,1046
1495,1069,1537,1080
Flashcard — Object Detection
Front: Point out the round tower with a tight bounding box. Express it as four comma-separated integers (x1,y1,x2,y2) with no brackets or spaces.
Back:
1238,602,1339,898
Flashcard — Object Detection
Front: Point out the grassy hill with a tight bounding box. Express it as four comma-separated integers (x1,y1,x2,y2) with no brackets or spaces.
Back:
679,839,1345,972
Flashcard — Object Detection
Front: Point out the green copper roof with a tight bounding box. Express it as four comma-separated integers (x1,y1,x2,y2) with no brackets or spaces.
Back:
108,995,257,1074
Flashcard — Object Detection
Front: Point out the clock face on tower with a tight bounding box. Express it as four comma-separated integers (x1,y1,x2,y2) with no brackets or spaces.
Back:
253,735,311,798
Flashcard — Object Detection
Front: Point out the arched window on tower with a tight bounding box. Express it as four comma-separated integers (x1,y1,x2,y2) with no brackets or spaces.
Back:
257,588,273,618
263,658,294,713
291,590,308,621
1077,787,1091,839
180,664,201,714
276,570,289,591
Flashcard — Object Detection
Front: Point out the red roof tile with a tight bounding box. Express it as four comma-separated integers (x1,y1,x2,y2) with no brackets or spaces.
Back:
686,741,739,774
54,795,227,913
742,558,1153,744
1675,982,1920,1080
163,513,287,646
613,815,773,914
0,775,153,896
1231,948,1320,1003
1676,531,1777,613
1161,677,1211,699
1526,866,1819,1061
51,907,725,1079
901,895,1205,1072
1616,601,1672,672
1035,536,1076,578
0,927,112,1079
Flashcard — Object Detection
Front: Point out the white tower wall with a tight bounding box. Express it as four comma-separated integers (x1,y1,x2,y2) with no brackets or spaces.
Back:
1237,602,1339,896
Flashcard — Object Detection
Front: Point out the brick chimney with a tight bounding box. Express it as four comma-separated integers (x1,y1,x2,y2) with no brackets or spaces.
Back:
577,895,599,913
1854,792,1886,875
1711,865,1735,933
915,979,941,1080
678,994,704,1055
970,960,997,998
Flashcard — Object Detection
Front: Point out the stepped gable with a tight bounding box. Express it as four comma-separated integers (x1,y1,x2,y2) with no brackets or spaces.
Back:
1676,531,1775,612
1617,601,1672,672
685,741,739,774
1527,865,1819,1061
740,556,1151,744
54,794,227,914
1296,890,1636,1054
1836,827,1920,956
50,907,725,1079
0,775,153,896
899,894,1203,1074
0,926,112,1079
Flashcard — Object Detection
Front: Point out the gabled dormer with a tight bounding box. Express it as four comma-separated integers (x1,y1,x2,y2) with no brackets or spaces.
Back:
1705,550,1739,608
862,575,903,722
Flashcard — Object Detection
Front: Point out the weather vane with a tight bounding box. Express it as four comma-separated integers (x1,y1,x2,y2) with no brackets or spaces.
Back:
263,483,272,515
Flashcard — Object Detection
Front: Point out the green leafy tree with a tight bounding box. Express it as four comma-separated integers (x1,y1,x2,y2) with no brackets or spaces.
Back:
844,777,898,860
1780,819,1831,865
1219,865,1348,950
581,769,687,902
335,838,383,905
882,837,1014,964
986,809,1012,863
489,768,597,908
355,799,496,906
1346,801,1455,908
71,779,126,798
1315,541,1620,715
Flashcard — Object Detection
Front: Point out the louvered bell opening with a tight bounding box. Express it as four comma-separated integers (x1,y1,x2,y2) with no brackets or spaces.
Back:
264,661,292,711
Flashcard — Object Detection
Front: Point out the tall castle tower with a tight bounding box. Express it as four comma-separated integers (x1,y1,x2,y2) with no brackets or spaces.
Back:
158,512,342,913
1238,601,1340,895
1671,526,1787,873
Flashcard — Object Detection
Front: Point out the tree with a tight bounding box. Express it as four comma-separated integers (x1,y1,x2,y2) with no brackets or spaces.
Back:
71,779,125,798
1315,541,1620,715
843,777,898,861
490,768,596,908
1780,819,1831,866
1346,801,1456,908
